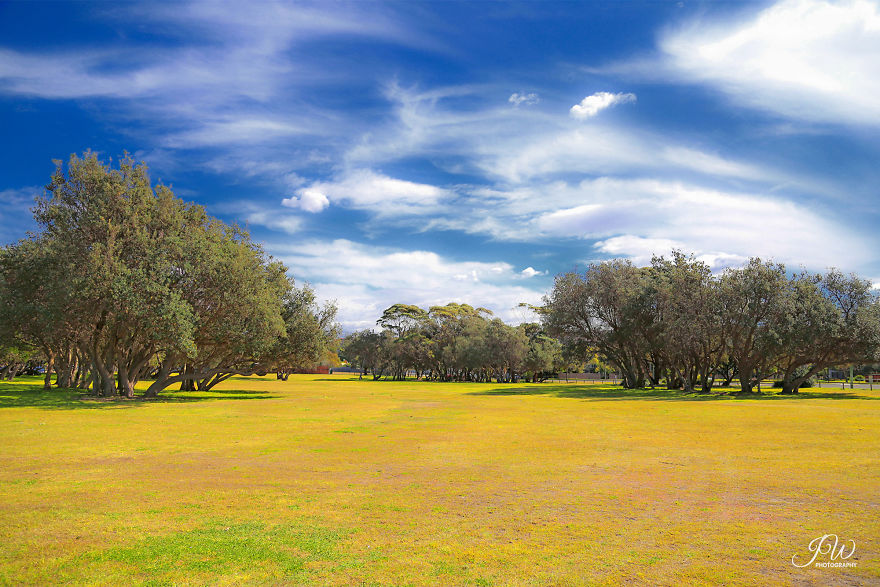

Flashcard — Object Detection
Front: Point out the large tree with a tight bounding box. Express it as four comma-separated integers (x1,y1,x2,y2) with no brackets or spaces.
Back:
651,253,724,393
2,152,325,397
774,270,880,394
717,259,789,394
543,260,657,389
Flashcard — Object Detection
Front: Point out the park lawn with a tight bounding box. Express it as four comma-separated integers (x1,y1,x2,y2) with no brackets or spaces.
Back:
0,375,877,586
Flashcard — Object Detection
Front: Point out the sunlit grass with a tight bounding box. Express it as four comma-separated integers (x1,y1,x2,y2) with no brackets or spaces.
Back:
0,374,877,585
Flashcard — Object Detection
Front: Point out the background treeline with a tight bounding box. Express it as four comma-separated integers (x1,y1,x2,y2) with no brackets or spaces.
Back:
0,153,339,397
543,253,880,394
340,303,568,382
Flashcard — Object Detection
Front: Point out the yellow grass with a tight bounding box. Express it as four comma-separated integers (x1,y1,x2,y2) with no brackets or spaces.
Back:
0,375,877,585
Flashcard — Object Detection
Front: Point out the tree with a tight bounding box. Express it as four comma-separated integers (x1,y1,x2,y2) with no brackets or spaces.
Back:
520,323,563,382
2,151,316,398
340,330,385,379
718,259,788,394
774,270,880,394
651,253,723,393
543,260,656,389
268,283,340,382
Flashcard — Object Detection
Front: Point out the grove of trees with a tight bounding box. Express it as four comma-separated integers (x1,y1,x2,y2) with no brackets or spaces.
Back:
340,303,565,382
543,253,880,394
0,152,339,397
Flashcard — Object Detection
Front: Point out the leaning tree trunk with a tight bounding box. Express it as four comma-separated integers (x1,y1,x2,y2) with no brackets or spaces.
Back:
117,363,135,398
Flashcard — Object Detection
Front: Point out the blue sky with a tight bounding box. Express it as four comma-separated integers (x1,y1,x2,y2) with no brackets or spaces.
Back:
2,0,880,330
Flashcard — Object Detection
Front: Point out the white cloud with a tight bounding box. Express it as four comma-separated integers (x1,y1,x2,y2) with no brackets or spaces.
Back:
355,83,778,187
533,178,869,270
661,0,880,125
292,169,450,216
0,186,41,205
269,239,546,331
520,267,545,278
245,211,303,234
162,118,309,148
282,189,330,213
509,92,539,106
570,92,636,119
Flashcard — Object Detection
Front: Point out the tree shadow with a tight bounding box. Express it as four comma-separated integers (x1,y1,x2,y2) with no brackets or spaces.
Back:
310,377,364,382
170,388,272,396
469,383,879,402
0,381,276,410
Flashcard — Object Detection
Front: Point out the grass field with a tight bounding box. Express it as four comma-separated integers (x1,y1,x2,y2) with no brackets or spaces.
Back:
0,374,877,586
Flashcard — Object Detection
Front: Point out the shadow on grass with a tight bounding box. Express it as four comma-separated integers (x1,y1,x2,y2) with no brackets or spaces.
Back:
469,383,879,402
0,381,276,410
311,377,364,382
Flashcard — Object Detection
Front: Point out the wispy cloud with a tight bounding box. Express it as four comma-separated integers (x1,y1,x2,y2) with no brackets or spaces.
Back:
533,178,869,270
244,211,303,235
659,0,880,126
347,83,782,187
509,92,539,106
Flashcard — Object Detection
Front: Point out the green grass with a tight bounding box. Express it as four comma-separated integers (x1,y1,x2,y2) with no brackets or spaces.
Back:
0,374,878,585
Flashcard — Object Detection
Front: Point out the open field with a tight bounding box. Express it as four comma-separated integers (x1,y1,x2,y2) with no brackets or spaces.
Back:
0,375,878,586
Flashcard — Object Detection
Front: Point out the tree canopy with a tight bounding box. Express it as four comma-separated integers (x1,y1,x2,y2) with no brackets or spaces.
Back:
543,254,880,393
341,302,562,383
0,152,338,396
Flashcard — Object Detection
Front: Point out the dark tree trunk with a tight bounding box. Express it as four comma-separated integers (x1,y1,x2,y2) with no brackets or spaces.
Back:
43,353,55,390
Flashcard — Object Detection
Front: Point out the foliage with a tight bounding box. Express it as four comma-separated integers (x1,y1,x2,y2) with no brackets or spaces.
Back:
543,253,880,393
340,303,552,382
0,152,338,396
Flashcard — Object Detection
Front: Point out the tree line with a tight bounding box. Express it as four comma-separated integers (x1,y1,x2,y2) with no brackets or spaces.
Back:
0,153,339,397
341,254,880,395
340,303,566,382
3,154,878,396
543,253,880,394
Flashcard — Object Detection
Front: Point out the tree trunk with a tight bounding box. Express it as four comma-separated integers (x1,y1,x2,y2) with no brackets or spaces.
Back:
144,358,175,397
43,353,55,390
680,368,694,393
117,363,135,398
666,369,681,390
90,351,116,397
736,361,754,394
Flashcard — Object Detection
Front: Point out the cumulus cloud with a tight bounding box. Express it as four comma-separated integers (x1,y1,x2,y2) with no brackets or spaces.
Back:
570,92,636,119
660,0,880,125
281,189,330,213
520,267,545,278
508,92,539,106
